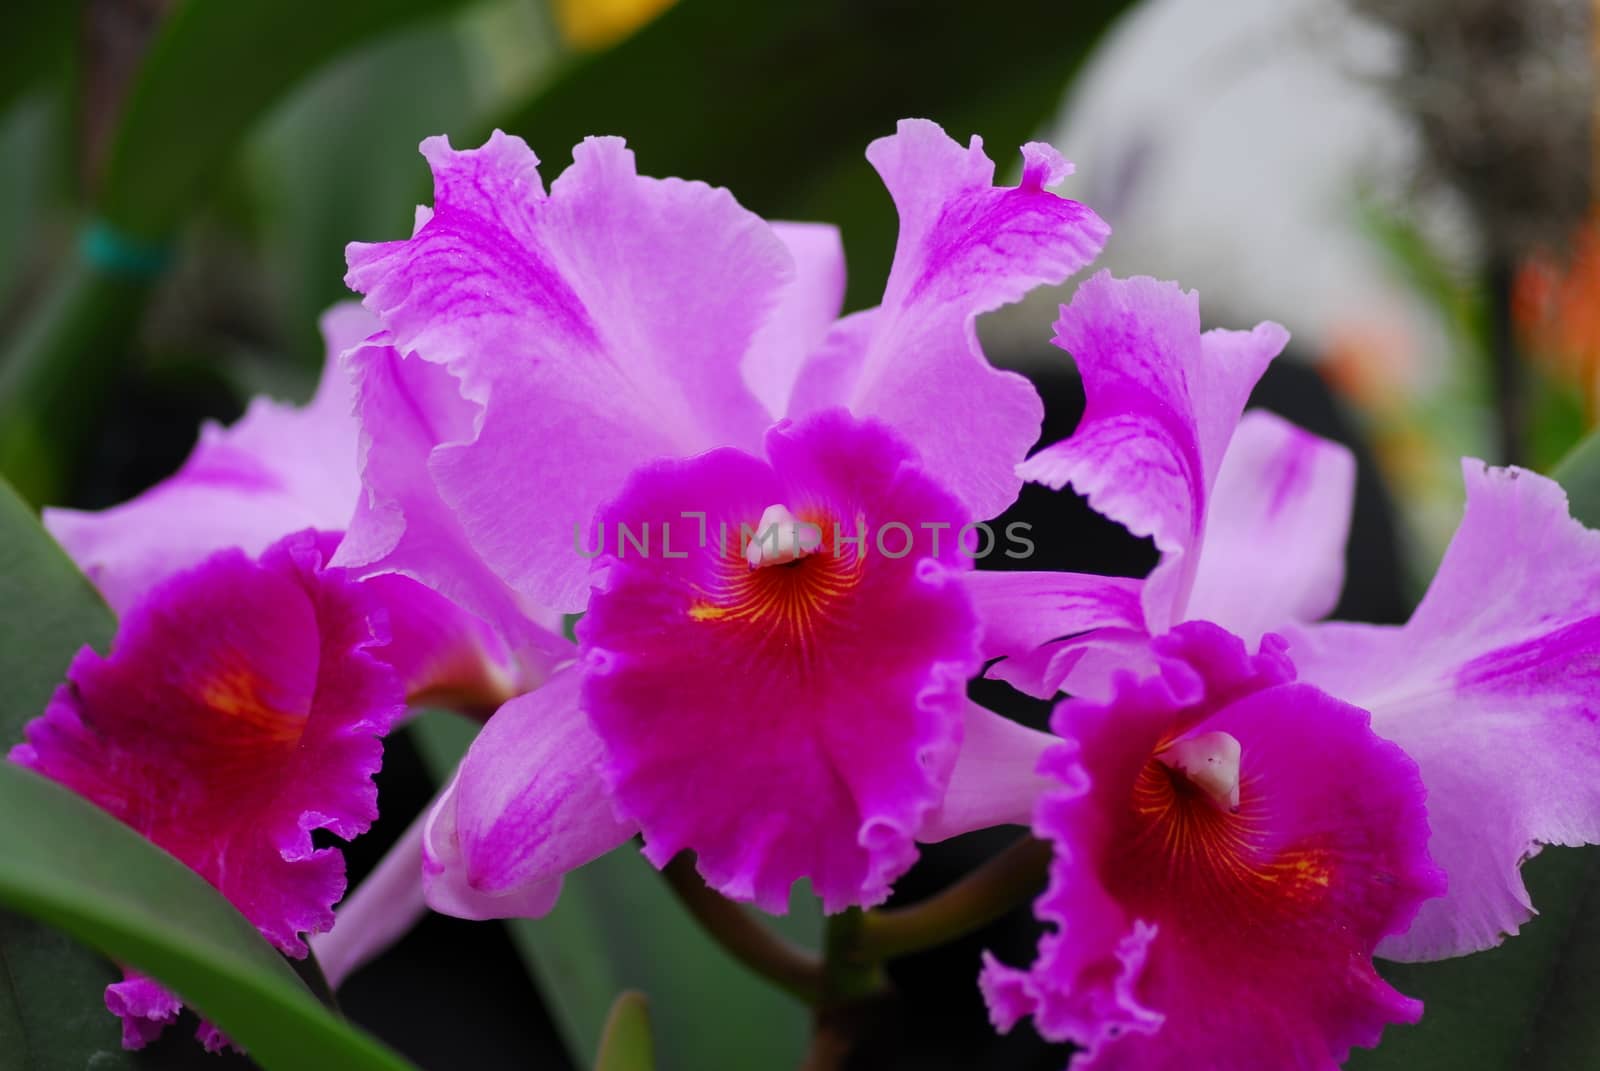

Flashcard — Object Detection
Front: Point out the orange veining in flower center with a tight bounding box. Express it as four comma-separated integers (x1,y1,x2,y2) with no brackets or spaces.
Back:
1108,753,1332,926
196,667,310,748
688,511,868,656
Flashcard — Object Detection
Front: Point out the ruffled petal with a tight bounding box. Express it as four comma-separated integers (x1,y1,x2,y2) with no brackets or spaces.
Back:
1018,274,1286,631
44,304,370,614
1185,410,1356,646
982,623,1442,1069
580,411,980,912
422,666,635,920
105,973,181,1050
10,533,403,1046
791,119,1107,521
334,338,570,683
346,131,787,610
1290,461,1600,961
743,222,847,420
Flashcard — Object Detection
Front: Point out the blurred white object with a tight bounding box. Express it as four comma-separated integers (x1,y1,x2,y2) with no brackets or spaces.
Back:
990,0,1464,368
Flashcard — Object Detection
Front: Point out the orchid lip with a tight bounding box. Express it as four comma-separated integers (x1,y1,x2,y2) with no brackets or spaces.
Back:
745,503,823,569
1156,730,1242,812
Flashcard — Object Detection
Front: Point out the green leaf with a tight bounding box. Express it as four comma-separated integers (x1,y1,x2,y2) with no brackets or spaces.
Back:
485,0,1136,310
0,479,135,1071
98,0,481,241
0,2,77,118
1348,848,1600,1070
594,991,654,1071
0,477,114,747
411,712,820,1069
0,764,421,1071
1551,429,1600,532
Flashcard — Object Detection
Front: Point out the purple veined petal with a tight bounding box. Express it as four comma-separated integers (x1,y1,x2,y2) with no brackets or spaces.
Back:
1018,274,1287,632
982,622,1442,1069
421,665,636,920
312,808,429,989
918,701,1056,842
45,303,372,614
1290,460,1600,961
361,572,530,720
346,131,788,611
743,222,847,421
791,119,1108,522
334,338,571,681
963,569,1147,697
1184,409,1356,647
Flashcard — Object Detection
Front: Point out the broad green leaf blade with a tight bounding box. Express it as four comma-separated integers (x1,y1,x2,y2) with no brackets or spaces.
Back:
1349,848,1600,1070
0,478,134,1070
0,477,114,747
594,991,654,1071
0,763,419,1071
487,0,1136,310
0,910,133,1071
411,713,820,1069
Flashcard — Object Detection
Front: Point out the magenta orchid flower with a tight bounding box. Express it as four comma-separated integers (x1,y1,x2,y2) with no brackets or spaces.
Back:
337,119,1107,915
10,533,403,1048
972,271,1600,1062
43,304,553,715
981,623,1444,1069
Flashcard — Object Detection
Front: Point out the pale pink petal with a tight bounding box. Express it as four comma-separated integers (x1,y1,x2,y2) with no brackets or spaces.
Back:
743,222,846,420
312,809,429,989
791,119,1108,521
334,339,569,680
45,304,371,613
1018,274,1286,631
422,666,635,920
1290,461,1600,961
346,132,786,610
918,701,1056,842
1185,410,1356,647
963,569,1146,697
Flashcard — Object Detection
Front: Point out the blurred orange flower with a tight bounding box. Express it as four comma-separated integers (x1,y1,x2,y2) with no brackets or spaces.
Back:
1515,213,1600,419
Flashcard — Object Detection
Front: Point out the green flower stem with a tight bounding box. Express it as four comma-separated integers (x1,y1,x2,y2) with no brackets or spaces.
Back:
855,835,1052,963
800,908,894,1071
659,853,824,1004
